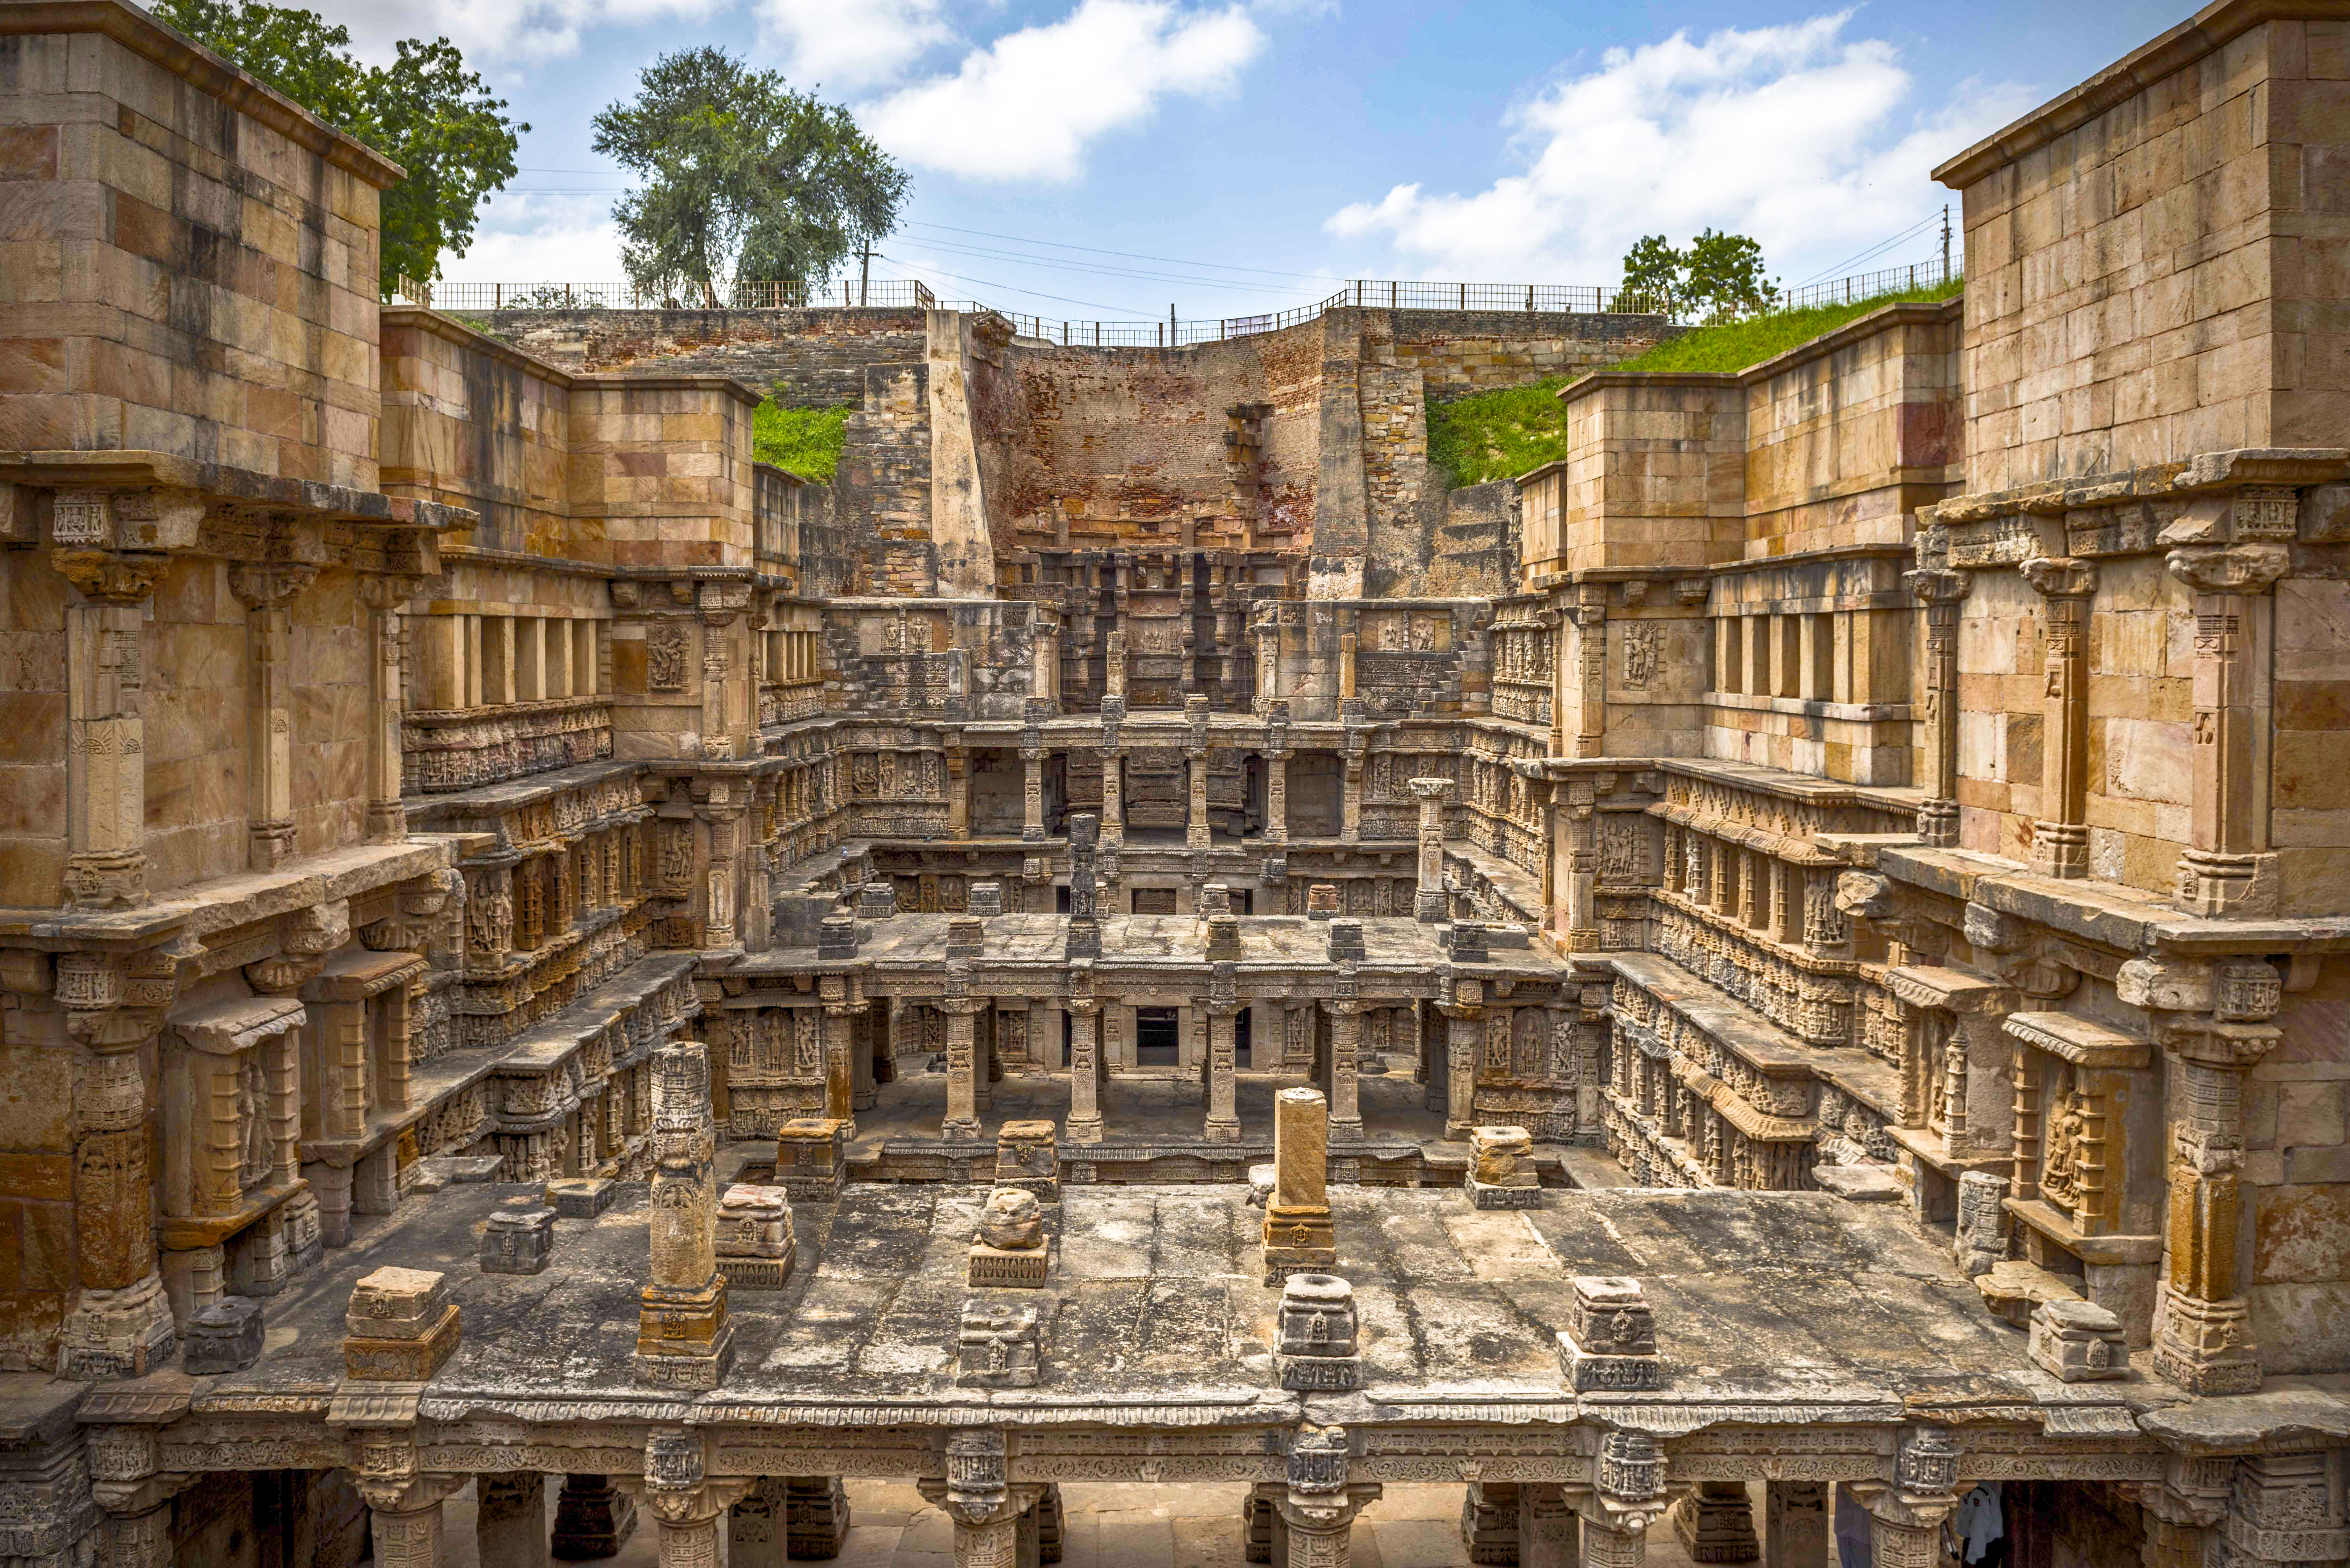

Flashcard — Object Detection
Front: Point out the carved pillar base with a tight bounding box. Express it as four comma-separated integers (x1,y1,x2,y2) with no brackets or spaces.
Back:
1670,1482,1758,1563
1460,1481,1520,1564
635,1279,734,1390
2151,1284,2263,1394
57,1271,177,1380
2028,821,2086,880
1914,799,1959,848
2174,849,2279,918
785,1476,852,1559
478,1473,550,1568
553,1475,638,1560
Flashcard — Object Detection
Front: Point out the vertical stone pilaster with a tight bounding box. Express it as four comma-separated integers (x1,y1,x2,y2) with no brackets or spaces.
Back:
1409,777,1452,921
57,961,176,1378
1903,568,1966,846
1266,747,1290,845
227,562,317,873
2020,557,2096,880
1186,747,1212,848
1065,981,1103,1145
942,960,982,1140
1560,779,1598,948
947,744,971,840
1325,974,1363,1141
635,1043,732,1389
2167,541,2290,916
1021,745,1046,843
820,978,858,1140
1441,994,1482,1142
52,546,168,909
1206,965,1241,1143
358,576,417,844
1340,747,1363,843
1566,582,1608,759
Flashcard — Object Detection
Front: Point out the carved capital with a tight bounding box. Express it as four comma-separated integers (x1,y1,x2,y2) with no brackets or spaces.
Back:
2164,542,2290,597
228,561,318,611
2019,556,2096,599
1902,566,1969,603
51,549,167,605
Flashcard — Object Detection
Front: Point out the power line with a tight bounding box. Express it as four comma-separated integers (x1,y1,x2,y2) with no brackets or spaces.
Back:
1794,213,1941,285
874,255,1152,317
903,236,1329,295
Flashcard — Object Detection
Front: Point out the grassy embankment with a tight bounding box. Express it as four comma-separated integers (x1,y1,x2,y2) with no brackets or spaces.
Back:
753,402,852,482
1424,279,1963,488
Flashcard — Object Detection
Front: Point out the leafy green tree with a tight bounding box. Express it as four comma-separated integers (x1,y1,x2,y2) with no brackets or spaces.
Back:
1618,234,1685,316
592,48,909,305
1682,229,1779,322
1618,230,1780,323
155,0,522,297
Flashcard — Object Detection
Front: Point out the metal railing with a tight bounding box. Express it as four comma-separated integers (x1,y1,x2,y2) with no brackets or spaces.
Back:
402,256,1957,340
395,276,937,312
1776,254,1957,314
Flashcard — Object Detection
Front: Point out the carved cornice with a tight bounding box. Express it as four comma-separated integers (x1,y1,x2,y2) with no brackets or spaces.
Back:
51,548,168,605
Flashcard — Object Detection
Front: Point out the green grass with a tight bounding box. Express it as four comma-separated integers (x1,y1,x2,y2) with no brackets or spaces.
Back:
754,401,852,482
1424,278,1963,487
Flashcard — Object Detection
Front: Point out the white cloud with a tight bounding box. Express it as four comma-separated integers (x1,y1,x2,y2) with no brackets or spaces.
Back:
312,0,724,65
1327,13,2036,288
756,0,954,90
862,0,1265,182
440,193,626,284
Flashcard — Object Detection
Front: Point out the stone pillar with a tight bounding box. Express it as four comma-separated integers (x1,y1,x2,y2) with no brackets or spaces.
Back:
1846,1430,1960,1568
1904,567,1966,846
1764,1482,1828,1568
2167,540,2291,915
228,562,316,872
941,963,984,1140
948,745,971,840
1065,981,1103,1145
728,1479,785,1568
1566,1436,1670,1568
1100,745,1125,848
640,1431,752,1568
918,1431,1045,1568
1273,1426,1380,1568
635,1042,733,1389
1409,778,1452,921
2021,557,2096,880
1340,749,1363,843
55,962,176,1378
1324,977,1363,1141
1439,994,1482,1142
359,1476,465,1568
1261,1088,1336,1281
52,546,168,908
1522,1485,1578,1568
1566,582,1607,758
359,576,415,844
1022,745,1047,842
1266,748,1291,845
1065,814,1101,961
2153,993,2282,1393
1558,778,1597,947
1206,968,1242,1143
478,1473,550,1568
1104,626,1127,703
822,992,858,1140
1187,747,1212,848
552,1475,637,1559
1671,1482,1758,1563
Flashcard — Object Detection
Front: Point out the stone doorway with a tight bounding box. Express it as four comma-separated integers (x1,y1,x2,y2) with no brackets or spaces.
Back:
1135,1006,1180,1066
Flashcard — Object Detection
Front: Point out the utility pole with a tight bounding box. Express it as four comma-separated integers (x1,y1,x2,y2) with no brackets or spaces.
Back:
860,244,871,307
1941,205,1952,281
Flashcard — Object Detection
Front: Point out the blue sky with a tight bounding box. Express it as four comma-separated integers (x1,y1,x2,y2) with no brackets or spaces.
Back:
317,0,2190,324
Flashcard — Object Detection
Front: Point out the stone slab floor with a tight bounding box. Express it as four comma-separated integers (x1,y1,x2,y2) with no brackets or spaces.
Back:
439,1478,1719,1567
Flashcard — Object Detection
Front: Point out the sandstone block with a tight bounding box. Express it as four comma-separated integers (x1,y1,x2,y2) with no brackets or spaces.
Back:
2028,1297,2131,1381
546,1176,620,1218
481,1206,556,1276
184,1296,264,1376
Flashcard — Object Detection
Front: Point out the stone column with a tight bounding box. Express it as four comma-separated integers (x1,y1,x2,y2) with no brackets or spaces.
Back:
641,1431,753,1568
942,960,983,1140
360,1475,468,1568
1266,748,1291,845
1099,745,1126,848
1022,744,1047,842
228,562,317,872
1104,626,1127,704
1439,992,1482,1142
1324,976,1363,1141
359,576,416,844
1064,971,1104,1144
1567,1432,1671,1568
1565,582,1608,758
918,1431,1045,1568
1065,814,1101,960
947,744,971,840
52,547,168,909
1187,747,1212,848
822,983,858,1140
552,1474,638,1558
1903,567,1966,846
2167,540,2291,915
2153,990,2283,1393
1035,611,1061,707
1261,1089,1336,1281
728,1479,784,1568
1522,1485,1579,1568
1670,1482,1758,1563
1846,1430,1960,1568
635,1043,732,1389
55,958,176,1378
1340,749,1363,842
1409,778,1452,921
478,1473,550,1568
1764,1482,1828,1568
1559,778,1598,947
1273,1427,1380,1568
2021,557,2097,880
1205,969,1241,1144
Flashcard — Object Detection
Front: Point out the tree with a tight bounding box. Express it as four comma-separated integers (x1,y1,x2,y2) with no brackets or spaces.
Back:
592,48,909,305
155,0,523,297
1618,230,1780,323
